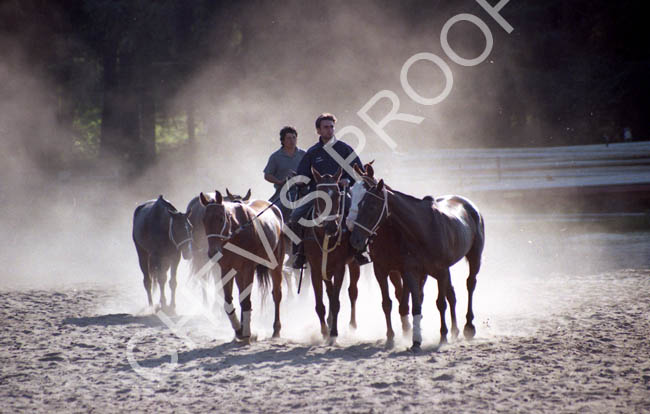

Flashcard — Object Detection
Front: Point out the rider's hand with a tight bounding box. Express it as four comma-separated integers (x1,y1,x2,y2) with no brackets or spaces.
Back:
339,178,350,188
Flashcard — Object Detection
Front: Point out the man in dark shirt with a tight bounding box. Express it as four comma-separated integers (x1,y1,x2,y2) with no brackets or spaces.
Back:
288,113,370,269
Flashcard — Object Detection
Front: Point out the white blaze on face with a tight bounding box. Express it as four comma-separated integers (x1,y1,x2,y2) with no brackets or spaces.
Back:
346,181,367,231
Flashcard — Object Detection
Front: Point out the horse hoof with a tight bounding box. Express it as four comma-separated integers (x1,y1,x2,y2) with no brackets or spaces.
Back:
464,325,476,340
327,336,337,346
385,338,395,349
235,334,257,344
349,321,357,330
439,336,448,346
409,342,421,353
272,330,281,339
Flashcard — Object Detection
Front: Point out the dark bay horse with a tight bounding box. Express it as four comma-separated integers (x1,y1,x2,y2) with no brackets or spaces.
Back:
186,189,251,304
199,190,285,340
132,195,193,311
349,179,485,350
349,163,464,344
302,167,361,342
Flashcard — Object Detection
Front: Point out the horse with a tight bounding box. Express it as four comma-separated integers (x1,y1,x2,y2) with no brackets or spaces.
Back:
132,195,193,311
300,167,361,342
349,163,464,344
199,190,285,340
349,178,485,350
185,189,251,305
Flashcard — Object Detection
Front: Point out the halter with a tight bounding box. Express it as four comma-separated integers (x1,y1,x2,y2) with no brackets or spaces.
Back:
350,187,389,237
205,204,232,241
169,216,193,249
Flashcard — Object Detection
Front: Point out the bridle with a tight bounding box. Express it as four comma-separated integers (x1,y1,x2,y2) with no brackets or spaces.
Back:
313,182,345,224
204,204,232,241
311,182,346,248
169,215,193,249
350,186,390,237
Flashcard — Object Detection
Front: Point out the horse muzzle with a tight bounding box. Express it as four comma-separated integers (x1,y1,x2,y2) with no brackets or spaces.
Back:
349,230,367,251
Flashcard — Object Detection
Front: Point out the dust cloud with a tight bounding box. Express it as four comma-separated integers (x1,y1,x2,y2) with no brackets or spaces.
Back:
0,1,644,343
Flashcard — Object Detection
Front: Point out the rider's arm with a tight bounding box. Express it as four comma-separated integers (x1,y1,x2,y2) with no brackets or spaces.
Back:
264,173,284,185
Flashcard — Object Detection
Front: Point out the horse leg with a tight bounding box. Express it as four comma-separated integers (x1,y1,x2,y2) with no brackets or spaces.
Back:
310,264,328,338
149,256,167,310
235,268,254,340
375,266,395,342
404,271,423,351
436,271,450,345
328,268,346,341
394,272,412,333
464,248,482,339
136,244,153,308
444,270,459,339
347,262,360,329
271,264,283,338
221,273,240,336
325,280,334,330
169,253,180,310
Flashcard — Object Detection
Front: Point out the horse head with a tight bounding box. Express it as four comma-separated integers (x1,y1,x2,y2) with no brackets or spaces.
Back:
200,190,232,258
225,188,252,203
312,166,344,236
349,179,389,251
168,209,193,260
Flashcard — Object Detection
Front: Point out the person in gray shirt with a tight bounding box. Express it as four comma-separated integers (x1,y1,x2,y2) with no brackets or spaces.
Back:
263,126,306,210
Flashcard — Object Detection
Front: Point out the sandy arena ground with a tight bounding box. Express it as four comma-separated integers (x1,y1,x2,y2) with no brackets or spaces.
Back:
1,227,649,413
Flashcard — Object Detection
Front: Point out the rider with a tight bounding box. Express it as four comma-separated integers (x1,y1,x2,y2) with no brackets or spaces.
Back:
263,126,306,205
288,113,371,269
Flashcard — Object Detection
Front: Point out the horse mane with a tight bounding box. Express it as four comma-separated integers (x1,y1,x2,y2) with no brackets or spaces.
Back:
390,189,429,204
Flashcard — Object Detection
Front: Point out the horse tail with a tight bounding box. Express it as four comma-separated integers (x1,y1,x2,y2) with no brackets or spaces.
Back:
256,264,271,301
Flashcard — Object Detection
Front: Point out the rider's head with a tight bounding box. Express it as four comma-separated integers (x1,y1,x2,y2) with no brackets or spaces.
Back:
315,113,336,141
279,126,298,149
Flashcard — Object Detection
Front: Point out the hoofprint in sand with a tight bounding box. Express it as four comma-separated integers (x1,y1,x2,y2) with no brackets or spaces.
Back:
1,267,648,413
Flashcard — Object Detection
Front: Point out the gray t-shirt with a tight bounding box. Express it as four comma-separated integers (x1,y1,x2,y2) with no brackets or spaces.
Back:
263,147,306,189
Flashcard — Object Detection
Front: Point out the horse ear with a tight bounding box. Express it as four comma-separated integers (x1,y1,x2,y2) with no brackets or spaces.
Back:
334,167,343,182
244,189,251,201
311,166,322,182
376,179,385,192
366,164,375,178
354,163,364,176
199,192,210,206
226,188,233,199
215,190,223,204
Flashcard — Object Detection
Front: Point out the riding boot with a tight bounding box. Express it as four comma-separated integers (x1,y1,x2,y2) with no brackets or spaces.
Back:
290,241,306,269
289,223,306,269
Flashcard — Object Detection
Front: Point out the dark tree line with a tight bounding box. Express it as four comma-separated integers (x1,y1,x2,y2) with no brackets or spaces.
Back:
1,0,648,171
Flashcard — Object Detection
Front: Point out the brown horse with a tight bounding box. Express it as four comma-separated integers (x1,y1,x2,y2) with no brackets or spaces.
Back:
186,189,251,305
199,190,285,341
349,163,462,344
349,178,485,350
302,167,360,342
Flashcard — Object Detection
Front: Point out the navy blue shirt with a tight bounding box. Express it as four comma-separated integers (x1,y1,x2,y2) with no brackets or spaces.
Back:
296,137,362,191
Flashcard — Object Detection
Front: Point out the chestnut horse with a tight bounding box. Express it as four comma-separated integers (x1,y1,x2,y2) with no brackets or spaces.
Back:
199,190,285,341
349,178,485,350
302,167,360,342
